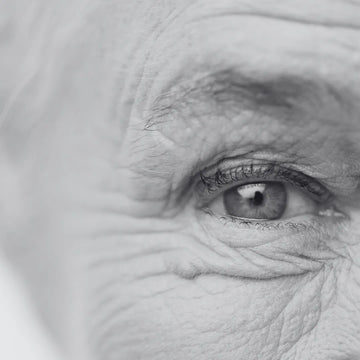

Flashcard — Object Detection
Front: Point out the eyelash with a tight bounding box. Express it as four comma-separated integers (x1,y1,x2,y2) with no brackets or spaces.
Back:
197,163,333,206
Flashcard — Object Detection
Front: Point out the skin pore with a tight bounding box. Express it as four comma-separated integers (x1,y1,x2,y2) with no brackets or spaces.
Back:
1,1,360,359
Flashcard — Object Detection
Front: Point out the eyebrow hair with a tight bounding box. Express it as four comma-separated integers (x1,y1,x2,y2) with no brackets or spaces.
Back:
144,69,341,130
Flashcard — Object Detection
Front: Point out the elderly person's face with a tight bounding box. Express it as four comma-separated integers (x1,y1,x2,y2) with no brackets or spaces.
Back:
2,0,360,359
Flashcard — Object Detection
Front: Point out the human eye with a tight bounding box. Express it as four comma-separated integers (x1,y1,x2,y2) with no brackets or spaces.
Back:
196,162,346,226
178,159,351,280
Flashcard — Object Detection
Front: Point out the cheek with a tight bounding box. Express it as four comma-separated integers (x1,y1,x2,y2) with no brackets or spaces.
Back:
85,228,331,360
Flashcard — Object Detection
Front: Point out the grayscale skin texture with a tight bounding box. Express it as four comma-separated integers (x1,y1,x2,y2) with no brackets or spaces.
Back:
1,1,360,359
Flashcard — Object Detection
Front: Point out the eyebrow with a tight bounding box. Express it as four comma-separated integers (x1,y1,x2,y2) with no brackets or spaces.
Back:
144,69,342,130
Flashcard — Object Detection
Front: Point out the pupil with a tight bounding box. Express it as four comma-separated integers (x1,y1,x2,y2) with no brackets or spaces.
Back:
252,191,264,206
223,182,287,220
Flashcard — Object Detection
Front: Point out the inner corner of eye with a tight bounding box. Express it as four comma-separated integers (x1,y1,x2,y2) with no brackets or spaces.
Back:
207,181,320,221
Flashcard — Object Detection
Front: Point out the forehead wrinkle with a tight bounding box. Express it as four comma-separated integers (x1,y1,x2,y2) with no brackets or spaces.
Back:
193,9,360,32
189,0,360,30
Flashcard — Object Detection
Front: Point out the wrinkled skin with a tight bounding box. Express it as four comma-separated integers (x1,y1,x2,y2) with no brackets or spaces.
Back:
1,1,360,359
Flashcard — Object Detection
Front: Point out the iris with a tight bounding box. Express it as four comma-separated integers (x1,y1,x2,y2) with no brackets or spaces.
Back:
223,182,287,220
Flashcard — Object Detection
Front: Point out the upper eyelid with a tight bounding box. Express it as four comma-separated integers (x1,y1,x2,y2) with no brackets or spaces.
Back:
196,163,333,204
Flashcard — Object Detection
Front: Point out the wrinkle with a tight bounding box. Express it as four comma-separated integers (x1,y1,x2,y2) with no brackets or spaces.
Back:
90,280,176,344
193,10,360,31
167,233,325,281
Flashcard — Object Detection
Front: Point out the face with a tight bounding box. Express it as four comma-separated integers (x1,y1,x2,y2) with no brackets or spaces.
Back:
2,0,360,359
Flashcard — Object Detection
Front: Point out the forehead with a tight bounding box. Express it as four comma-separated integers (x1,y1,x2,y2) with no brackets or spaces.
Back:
131,0,360,30
125,0,360,119
187,0,360,23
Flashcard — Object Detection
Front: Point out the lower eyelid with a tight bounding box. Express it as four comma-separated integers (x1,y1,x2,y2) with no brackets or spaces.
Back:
196,206,347,248
176,212,343,280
